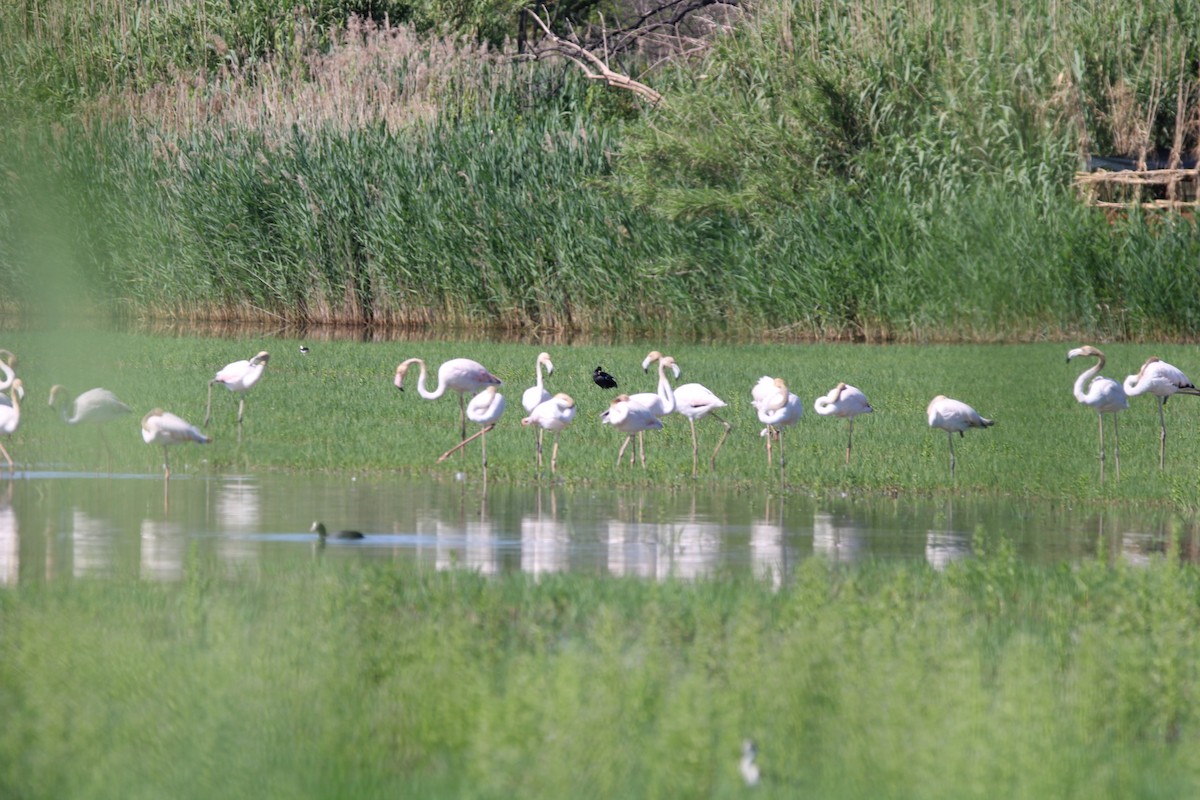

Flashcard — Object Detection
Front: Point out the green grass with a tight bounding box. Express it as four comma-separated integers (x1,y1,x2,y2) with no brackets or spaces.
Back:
4,546,1200,798
5,328,1200,504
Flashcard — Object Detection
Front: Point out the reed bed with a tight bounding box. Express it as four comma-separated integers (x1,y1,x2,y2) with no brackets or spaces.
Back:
3,547,1200,798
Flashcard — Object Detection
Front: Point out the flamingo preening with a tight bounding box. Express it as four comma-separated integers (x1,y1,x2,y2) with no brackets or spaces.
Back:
395,357,503,445
521,392,577,476
437,385,506,480
1067,346,1128,482
141,408,211,479
205,350,270,431
751,376,803,470
926,395,993,478
1123,356,1200,470
813,382,873,465
601,394,663,468
49,385,134,470
0,379,24,471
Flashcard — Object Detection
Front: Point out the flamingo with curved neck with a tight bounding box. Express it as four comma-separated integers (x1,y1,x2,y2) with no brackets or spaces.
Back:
395,357,503,444
1068,346,1128,482
814,382,873,465
1123,355,1200,470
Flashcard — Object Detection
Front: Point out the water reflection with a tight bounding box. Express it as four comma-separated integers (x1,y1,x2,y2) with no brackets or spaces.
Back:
0,472,1197,585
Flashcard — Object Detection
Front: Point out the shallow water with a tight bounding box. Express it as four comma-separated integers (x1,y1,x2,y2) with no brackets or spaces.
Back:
4,472,1195,585
0,470,1193,585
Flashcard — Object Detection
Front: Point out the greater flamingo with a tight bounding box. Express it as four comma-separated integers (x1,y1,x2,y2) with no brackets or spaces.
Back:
0,379,24,471
613,353,678,465
926,395,993,478
521,392,577,476
1123,356,1200,469
395,357,503,445
751,376,803,468
601,394,663,468
0,350,18,407
523,352,555,457
49,385,134,469
436,385,506,479
205,350,270,429
672,381,731,478
141,408,211,478
1068,346,1128,482
813,382,873,465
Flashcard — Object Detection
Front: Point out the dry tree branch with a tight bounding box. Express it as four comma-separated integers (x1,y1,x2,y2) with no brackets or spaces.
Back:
525,6,665,105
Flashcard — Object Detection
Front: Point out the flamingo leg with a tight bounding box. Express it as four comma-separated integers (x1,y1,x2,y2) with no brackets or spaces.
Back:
481,430,488,483
0,441,11,471
550,434,560,476
845,418,854,465
459,393,468,451
765,427,774,467
947,432,956,478
709,413,731,471
237,397,246,425
1157,396,1167,470
689,418,699,479
778,429,786,487
1097,411,1106,484
637,432,646,469
437,425,494,462
616,435,633,468
535,428,545,472
1113,412,1121,481
203,381,215,427
162,446,172,480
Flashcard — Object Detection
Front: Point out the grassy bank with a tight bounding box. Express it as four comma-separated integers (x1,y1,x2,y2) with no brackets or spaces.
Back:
4,329,1200,504
3,550,1200,798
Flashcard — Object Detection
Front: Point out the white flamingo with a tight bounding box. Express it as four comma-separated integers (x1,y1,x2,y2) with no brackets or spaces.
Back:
49,385,134,469
672,382,731,478
1123,356,1200,469
1068,346,1128,482
141,408,211,478
205,350,270,428
814,382,873,465
395,357,503,445
0,379,24,471
752,376,803,468
926,395,994,478
521,392,577,476
522,352,555,458
620,352,678,464
601,394,664,468
437,385,506,478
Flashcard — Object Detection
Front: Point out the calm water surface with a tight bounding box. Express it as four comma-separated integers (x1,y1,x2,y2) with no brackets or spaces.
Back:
0,471,1192,585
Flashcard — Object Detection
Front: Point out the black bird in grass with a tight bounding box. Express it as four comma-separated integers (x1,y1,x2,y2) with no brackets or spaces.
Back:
593,366,618,389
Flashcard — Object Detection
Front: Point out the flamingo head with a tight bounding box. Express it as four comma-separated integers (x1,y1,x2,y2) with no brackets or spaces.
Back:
8,379,22,403
641,350,663,373
250,351,271,366
660,356,681,379
1067,345,1103,363
554,392,575,408
538,352,554,375
48,384,66,407
394,358,423,391
1137,356,1162,380
0,350,16,367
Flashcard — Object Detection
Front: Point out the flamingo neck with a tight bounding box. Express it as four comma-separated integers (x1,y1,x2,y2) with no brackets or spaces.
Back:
1074,358,1102,403
656,362,676,415
412,360,446,400
0,361,12,392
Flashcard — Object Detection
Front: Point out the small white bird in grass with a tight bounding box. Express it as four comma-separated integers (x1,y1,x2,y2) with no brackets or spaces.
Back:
521,393,576,476
141,408,211,479
1068,346,1128,483
601,394,663,469
739,739,761,788
395,357,503,445
49,385,134,471
751,376,803,469
0,379,24,471
814,382,873,465
437,386,506,480
926,395,994,478
205,350,270,428
1123,356,1200,470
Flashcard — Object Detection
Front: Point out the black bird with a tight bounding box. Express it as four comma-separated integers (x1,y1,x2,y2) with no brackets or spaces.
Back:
310,521,364,541
593,366,618,389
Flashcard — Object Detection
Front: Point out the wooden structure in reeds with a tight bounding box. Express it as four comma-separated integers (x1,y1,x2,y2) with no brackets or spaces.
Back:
1074,153,1200,211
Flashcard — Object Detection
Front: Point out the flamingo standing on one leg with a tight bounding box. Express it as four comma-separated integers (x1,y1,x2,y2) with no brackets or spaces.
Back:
813,382,873,465
521,392,577,476
141,408,211,479
0,379,24,471
1067,346,1128,483
395,357,503,446
522,352,555,461
1123,356,1200,470
205,350,270,434
49,385,134,471
926,395,994,478
752,377,803,480
601,394,663,469
437,385,505,480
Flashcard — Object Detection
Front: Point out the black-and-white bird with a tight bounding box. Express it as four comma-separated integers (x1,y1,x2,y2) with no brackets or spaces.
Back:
299,345,310,355
592,366,618,389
